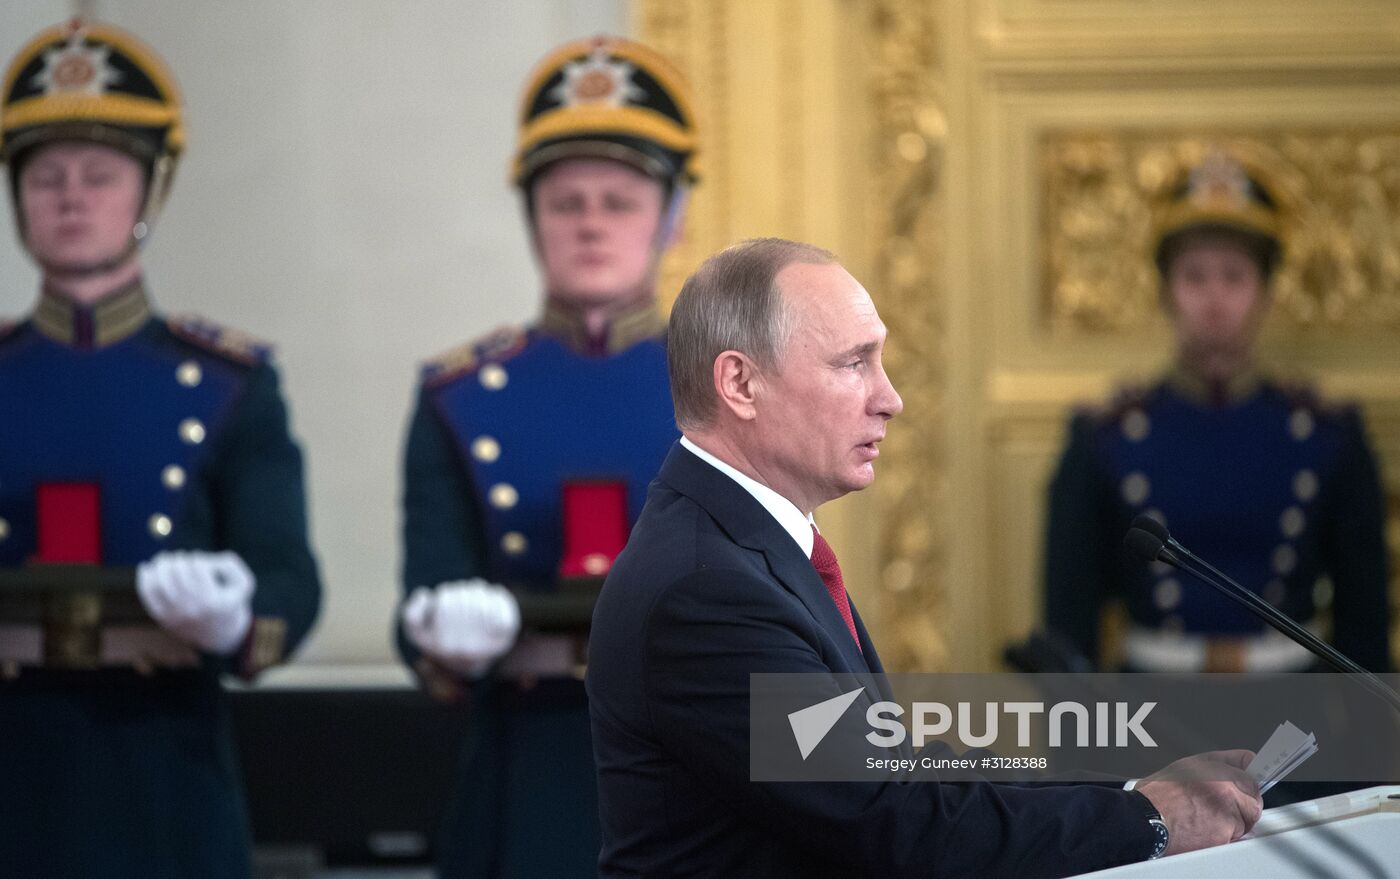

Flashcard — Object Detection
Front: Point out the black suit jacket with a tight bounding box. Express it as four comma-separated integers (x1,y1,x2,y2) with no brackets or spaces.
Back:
589,443,1156,878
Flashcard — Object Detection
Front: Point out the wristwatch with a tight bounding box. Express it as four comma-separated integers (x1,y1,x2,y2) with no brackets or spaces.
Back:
1129,790,1170,859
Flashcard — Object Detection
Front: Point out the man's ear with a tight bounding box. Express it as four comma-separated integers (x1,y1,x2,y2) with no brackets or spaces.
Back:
713,350,762,422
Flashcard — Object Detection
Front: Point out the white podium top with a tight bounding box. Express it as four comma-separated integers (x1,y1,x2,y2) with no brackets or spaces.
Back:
1078,786,1400,877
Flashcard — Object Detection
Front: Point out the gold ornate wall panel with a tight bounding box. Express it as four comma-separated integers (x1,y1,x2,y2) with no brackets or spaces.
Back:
859,0,951,673
632,0,730,302
969,3,1400,672
634,0,870,302
635,0,1400,672
634,0,935,668
1042,132,1400,335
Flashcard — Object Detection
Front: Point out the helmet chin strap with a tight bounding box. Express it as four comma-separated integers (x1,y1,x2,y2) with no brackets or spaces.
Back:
641,182,688,284
655,183,688,251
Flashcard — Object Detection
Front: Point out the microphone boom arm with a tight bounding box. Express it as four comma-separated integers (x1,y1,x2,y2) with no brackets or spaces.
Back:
1125,520,1400,716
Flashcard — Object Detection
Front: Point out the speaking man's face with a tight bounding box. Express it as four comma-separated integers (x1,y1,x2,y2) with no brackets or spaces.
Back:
752,262,903,513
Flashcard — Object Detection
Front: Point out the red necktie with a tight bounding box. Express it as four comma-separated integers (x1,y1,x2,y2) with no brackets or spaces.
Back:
810,526,861,653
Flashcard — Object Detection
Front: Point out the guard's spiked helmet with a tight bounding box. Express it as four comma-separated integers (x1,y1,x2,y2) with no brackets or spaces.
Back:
2,18,184,238
512,35,698,192
1153,150,1282,278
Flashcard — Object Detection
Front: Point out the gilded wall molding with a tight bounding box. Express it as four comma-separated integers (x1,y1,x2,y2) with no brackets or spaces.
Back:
636,0,952,672
862,0,951,672
980,0,1400,70
633,0,730,304
634,1,1399,671
1042,132,1400,335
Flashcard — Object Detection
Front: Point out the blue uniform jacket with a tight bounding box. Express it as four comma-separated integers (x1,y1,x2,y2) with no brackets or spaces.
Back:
0,284,321,878
397,302,677,878
1045,369,1391,672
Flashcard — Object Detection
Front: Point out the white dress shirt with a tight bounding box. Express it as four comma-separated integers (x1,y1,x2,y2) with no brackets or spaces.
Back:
680,436,817,558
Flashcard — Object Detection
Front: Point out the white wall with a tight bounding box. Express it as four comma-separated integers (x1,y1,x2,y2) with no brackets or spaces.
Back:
0,1,627,677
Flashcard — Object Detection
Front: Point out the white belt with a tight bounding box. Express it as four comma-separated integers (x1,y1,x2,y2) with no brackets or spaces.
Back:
0,623,199,672
1123,624,1319,673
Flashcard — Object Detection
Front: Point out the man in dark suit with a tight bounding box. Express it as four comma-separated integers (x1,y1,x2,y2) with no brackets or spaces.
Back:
589,237,1263,877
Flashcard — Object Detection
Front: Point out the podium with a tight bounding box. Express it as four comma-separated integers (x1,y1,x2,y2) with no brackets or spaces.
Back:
1078,786,1400,877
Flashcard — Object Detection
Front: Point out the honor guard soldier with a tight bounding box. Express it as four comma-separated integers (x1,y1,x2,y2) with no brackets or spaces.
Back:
396,35,698,878
0,19,322,877
1043,150,1391,675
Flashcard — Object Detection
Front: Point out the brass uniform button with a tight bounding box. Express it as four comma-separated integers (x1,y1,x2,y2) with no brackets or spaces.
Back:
1120,472,1150,506
489,483,519,510
1293,469,1318,502
1279,506,1305,539
162,464,187,490
1313,577,1335,609
1121,409,1150,442
472,436,501,463
178,418,206,445
176,360,203,388
149,513,173,539
1153,578,1181,611
501,532,528,556
479,363,508,391
0,517,8,541
1289,409,1315,442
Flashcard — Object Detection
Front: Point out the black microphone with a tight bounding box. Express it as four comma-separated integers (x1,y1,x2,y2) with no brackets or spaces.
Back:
1123,515,1400,715
1122,525,1177,568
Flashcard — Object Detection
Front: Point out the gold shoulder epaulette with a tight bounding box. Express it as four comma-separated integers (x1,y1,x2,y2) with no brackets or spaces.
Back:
474,324,528,363
166,314,270,365
1084,381,1152,423
421,340,478,386
1273,375,1356,421
1273,374,1320,406
422,325,528,387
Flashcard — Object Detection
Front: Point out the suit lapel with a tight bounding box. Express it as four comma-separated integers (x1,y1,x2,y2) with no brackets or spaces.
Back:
657,443,872,674
851,603,884,674
759,533,872,674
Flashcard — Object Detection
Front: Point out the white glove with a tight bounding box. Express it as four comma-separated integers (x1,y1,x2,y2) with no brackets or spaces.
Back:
401,579,520,677
136,550,255,655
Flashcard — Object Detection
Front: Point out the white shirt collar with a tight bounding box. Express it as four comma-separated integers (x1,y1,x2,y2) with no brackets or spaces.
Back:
680,436,816,557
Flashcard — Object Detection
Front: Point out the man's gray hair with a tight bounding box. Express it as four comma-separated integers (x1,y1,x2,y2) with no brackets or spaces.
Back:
668,237,837,430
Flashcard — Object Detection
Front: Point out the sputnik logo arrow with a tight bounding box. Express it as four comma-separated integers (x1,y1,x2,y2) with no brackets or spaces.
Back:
787,687,865,760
